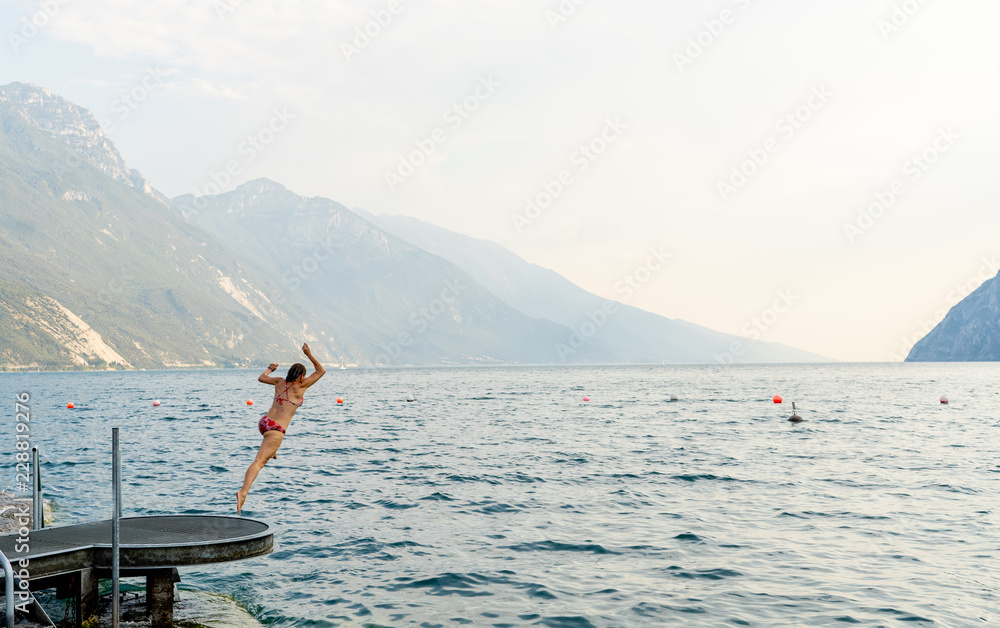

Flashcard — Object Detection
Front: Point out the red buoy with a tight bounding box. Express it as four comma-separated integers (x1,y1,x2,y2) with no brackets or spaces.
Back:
246,399,253,406
773,395,782,404
583,396,590,402
337,397,344,404
67,402,75,409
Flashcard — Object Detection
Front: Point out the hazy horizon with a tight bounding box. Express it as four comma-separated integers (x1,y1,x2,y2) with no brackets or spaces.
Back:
3,0,998,362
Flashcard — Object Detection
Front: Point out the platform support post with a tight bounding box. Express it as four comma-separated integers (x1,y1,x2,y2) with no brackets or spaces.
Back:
79,567,99,628
147,569,175,628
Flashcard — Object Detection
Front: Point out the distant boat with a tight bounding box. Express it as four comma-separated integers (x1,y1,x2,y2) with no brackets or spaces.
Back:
339,358,346,370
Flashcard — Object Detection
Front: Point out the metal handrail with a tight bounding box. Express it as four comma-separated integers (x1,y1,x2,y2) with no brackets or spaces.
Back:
112,427,121,628
1,548,14,628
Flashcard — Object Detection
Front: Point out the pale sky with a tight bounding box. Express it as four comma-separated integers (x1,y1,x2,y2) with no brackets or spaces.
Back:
3,0,999,362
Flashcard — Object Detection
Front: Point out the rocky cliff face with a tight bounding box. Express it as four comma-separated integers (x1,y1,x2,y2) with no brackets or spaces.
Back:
0,82,167,204
907,271,1000,361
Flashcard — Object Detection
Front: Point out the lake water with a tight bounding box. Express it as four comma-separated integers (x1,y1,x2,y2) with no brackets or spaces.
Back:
1,364,998,627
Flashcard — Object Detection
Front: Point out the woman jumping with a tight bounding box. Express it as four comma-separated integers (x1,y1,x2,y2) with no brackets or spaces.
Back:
237,343,326,514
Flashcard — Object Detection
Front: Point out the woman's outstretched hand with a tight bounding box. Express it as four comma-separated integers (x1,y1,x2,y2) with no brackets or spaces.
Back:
268,363,279,371
300,342,325,383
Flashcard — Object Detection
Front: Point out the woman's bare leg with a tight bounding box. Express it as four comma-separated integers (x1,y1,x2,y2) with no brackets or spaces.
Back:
237,431,283,514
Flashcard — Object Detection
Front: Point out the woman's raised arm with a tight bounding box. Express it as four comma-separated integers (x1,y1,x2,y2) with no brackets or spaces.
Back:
258,362,281,384
300,344,326,387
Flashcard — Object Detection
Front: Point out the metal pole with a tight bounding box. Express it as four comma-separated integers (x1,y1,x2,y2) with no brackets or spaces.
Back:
31,447,42,530
112,427,121,628
115,437,122,519
2,549,14,628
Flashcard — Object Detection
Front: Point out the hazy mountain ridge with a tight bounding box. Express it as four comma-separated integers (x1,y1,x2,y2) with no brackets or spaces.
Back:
172,180,614,365
1,82,830,369
906,270,1000,361
357,210,832,364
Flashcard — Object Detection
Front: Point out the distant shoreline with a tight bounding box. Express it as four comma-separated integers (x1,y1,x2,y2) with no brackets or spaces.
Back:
3,361,995,376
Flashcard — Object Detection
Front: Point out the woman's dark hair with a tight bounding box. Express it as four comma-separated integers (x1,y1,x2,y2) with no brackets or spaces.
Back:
286,363,306,383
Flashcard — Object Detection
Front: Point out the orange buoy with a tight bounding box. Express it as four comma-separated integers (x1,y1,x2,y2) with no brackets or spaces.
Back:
153,400,161,407
67,402,75,409
246,399,253,406
337,397,344,404
772,395,782,404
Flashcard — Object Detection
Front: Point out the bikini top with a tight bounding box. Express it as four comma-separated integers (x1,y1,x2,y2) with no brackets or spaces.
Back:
276,382,304,408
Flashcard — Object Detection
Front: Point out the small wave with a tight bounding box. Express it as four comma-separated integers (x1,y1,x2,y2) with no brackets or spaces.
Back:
671,473,744,482
385,540,425,548
537,616,599,628
444,474,501,485
666,566,742,580
673,533,704,543
419,491,456,501
928,483,979,495
507,473,546,483
375,499,417,510
470,502,521,515
389,572,492,597
505,540,620,555
873,607,934,623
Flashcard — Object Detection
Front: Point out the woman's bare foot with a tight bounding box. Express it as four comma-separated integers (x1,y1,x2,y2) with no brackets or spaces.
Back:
236,490,246,515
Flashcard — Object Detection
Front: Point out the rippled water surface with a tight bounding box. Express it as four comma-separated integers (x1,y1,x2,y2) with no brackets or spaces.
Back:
2,364,999,626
